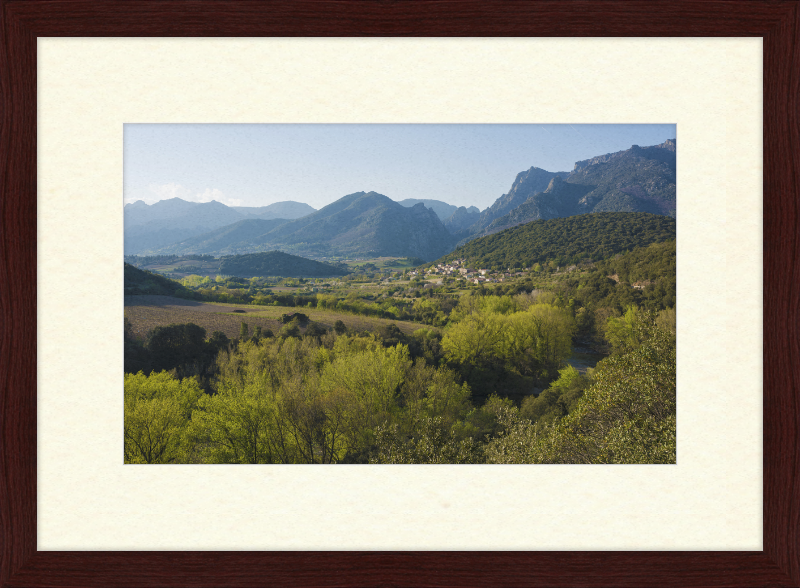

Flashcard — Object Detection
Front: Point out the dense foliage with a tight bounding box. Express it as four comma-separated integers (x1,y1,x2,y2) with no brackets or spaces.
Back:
437,212,676,270
124,308,674,464
486,312,675,464
125,210,677,464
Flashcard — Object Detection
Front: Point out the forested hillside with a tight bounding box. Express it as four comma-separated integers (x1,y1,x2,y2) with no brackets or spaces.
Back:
218,251,350,278
124,263,194,297
437,212,676,269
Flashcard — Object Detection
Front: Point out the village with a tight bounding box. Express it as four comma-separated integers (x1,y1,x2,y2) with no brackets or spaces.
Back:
408,258,528,285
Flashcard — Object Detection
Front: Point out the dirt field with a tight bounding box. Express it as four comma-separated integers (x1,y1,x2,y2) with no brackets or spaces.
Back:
124,295,432,341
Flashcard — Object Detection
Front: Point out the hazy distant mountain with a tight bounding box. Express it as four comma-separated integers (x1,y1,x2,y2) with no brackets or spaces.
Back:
147,191,457,261
468,167,571,235
124,198,247,254
443,206,482,239
251,191,457,261
397,199,479,221
125,198,243,227
478,139,677,237
125,198,316,255
232,201,315,220
218,251,350,278
146,218,290,255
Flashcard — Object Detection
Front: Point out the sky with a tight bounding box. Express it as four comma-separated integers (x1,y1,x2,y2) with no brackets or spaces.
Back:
123,124,676,211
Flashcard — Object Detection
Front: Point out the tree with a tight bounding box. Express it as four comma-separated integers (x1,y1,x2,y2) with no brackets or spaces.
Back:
279,323,301,339
370,417,483,464
145,323,207,374
190,369,285,464
520,365,588,425
334,320,347,335
124,371,203,463
320,344,411,457
305,321,327,339
486,312,675,464
605,306,645,353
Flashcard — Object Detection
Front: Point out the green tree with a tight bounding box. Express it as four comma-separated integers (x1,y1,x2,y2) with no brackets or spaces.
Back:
145,323,207,374
320,344,411,457
605,306,645,353
486,312,675,464
370,417,484,464
124,371,202,464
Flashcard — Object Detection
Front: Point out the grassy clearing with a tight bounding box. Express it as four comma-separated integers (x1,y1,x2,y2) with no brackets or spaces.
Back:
124,296,432,341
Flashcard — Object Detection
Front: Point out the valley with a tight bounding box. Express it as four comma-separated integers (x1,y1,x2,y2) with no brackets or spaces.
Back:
124,132,677,465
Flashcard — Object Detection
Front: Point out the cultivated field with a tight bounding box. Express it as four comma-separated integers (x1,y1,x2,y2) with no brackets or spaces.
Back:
124,295,432,341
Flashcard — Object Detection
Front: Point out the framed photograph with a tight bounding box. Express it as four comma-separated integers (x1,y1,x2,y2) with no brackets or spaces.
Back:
2,1,797,586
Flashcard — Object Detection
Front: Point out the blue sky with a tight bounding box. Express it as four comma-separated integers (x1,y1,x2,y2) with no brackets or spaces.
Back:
123,124,676,211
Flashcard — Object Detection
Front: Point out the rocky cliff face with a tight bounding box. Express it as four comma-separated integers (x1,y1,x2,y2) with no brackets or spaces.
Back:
573,139,676,172
483,176,595,233
464,139,677,241
567,139,676,216
469,166,570,234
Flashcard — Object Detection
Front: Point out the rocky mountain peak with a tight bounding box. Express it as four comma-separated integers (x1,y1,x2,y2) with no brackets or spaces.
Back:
658,138,676,151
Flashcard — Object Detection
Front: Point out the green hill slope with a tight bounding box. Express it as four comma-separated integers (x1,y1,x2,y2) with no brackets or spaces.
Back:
124,263,194,297
435,212,676,269
218,251,351,278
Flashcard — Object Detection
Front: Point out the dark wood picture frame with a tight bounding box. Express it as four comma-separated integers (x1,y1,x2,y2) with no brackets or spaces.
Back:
1,1,798,586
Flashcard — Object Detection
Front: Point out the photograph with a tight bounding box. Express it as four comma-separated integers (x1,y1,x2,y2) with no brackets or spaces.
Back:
5,2,795,582
123,123,677,465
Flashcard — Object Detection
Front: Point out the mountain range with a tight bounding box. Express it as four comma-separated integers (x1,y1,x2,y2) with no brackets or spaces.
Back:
125,139,676,261
145,192,457,262
474,139,677,239
124,199,316,254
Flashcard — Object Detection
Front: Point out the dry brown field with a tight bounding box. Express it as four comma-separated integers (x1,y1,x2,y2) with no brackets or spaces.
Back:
124,295,432,341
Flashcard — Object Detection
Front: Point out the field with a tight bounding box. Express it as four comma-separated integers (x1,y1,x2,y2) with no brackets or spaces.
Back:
124,295,432,341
